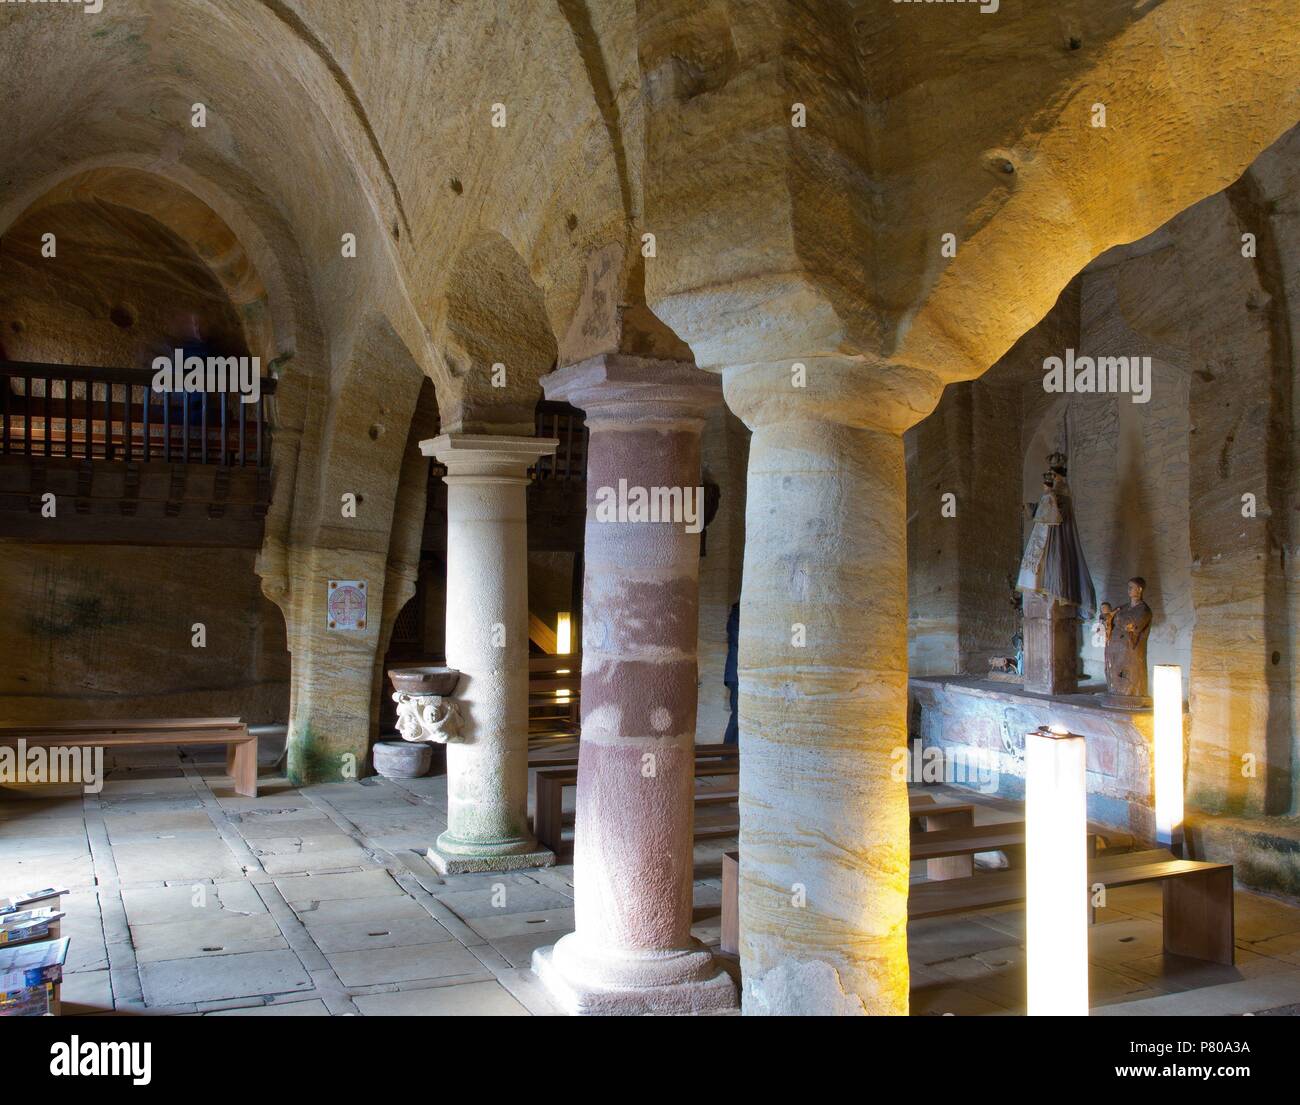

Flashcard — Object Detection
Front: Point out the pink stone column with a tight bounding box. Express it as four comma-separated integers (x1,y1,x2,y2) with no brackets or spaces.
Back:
532,354,737,1014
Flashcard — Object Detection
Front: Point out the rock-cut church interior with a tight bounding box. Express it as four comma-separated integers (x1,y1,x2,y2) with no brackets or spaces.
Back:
1,0,1299,1025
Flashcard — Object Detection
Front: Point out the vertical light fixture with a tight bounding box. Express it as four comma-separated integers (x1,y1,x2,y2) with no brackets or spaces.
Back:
1026,724,1089,1016
554,612,573,703
1153,664,1185,858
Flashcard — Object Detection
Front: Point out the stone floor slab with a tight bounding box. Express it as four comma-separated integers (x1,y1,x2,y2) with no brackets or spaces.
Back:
435,882,573,919
306,915,453,953
139,949,312,1005
104,809,216,841
292,893,429,927
112,837,245,883
129,912,287,963
206,998,331,1016
353,979,529,1016
61,969,114,1014
275,868,403,905
325,941,489,987
1095,966,1300,1015
466,906,574,942
122,880,268,926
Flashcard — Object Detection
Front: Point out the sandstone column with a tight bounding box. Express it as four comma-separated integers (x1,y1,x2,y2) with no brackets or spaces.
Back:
420,433,557,874
532,355,737,1015
724,360,924,1016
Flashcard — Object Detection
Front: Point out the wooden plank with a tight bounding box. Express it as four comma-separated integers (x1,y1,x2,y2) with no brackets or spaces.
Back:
0,717,242,733
721,852,739,956
225,738,260,799
527,743,739,770
0,724,257,797
0,728,250,749
528,612,558,654
908,856,1230,918
534,770,568,855
917,805,975,880
1164,865,1235,966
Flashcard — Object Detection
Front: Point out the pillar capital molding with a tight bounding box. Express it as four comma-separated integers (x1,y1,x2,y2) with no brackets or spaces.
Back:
542,354,721,424
722,357,944,436
419,433,558,482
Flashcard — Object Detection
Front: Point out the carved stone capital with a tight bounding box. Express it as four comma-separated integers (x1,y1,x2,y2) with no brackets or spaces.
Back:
393,691,463,744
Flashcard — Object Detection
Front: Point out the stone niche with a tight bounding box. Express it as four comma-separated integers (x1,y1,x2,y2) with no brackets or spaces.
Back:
909,675,1162,840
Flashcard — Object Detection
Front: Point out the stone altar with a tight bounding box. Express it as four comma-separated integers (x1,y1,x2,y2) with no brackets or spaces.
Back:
908,674,1174,839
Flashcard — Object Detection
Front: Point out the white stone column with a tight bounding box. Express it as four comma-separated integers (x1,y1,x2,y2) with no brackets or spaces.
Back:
419,433,557,874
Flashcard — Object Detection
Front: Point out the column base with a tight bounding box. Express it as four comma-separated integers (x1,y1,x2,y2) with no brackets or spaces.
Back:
532,937,738,1016
426,831,555,875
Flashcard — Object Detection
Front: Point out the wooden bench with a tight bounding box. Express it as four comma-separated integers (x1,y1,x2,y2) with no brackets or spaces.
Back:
528,743,738,769
723,847,1234,965
0,719,257,797
718,802,980,955
909,848,1235,964
528,657,581,737
533,752,743,856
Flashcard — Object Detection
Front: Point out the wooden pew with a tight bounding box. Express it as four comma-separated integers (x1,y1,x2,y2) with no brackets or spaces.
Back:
718,804,979,955
722,847,1234,965
0,719,258,797
909,849,1236,965
533,753,743,857
721,851,739,955
527,656,581,737
529,743,738,769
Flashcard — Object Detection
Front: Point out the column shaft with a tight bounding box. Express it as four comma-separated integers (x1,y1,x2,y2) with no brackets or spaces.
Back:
421,434,557,874
532,355,738,1014
722,359,919,1017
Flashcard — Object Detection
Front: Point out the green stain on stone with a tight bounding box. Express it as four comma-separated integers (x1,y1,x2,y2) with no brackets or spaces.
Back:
286,721,353,785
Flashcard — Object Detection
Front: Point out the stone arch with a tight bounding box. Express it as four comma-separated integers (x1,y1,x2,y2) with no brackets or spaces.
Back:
276,310,436,783
899,1,1300,387
435,231,559,435
0,160,309,372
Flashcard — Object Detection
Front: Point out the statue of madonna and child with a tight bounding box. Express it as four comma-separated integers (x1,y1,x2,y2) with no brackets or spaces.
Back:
998,451,1152,704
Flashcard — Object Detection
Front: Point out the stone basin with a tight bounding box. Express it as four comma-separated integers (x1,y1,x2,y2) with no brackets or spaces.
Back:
388,665,460,696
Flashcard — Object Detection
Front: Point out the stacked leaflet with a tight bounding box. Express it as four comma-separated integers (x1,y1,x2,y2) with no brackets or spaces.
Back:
0,908,65,945
0,936,69,1016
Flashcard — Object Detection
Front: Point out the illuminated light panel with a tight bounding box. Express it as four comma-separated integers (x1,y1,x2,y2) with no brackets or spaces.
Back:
1153,664,1185,857
1026,725,1089,1016
556,612,572,656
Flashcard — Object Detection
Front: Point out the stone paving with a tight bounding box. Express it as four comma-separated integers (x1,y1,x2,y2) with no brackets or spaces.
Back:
2,736,1299,1016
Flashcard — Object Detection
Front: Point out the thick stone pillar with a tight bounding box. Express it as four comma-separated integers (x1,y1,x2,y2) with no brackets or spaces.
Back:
532,355,737,1015
419,433,557,874
283,550,390,784
725,360,924,1016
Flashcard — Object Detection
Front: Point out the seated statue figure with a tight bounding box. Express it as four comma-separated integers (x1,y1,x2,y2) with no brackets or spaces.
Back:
1104,577,1152,701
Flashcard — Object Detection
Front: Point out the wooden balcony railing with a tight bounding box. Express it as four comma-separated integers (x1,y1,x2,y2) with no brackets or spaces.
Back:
1,360,275,468
532,400,588,483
